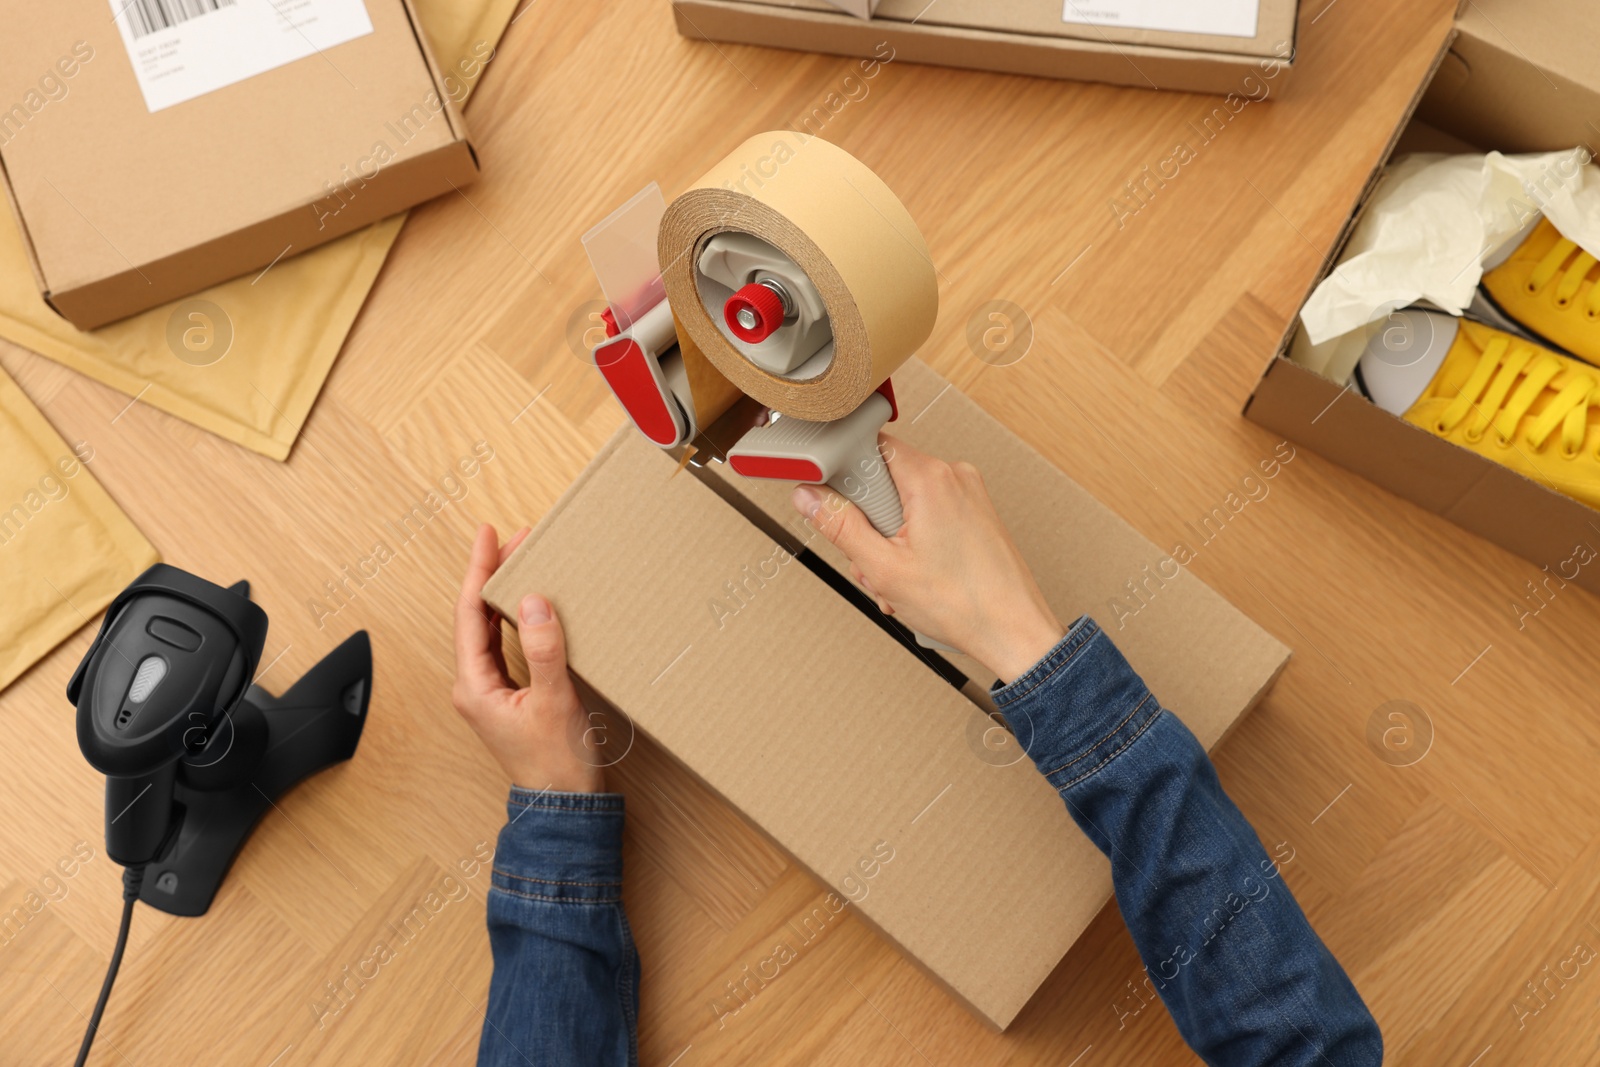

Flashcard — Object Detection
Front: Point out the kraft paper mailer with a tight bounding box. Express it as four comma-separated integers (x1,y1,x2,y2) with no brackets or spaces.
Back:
0,364,158,691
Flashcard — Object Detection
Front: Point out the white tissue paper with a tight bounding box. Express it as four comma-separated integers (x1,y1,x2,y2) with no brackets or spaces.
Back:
1299,148,1600,353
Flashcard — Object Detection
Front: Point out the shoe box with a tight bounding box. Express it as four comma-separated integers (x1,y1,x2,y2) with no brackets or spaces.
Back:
484,359,1289,1029
1243,0,1600,595
0,0,479,330
671,0,1297,95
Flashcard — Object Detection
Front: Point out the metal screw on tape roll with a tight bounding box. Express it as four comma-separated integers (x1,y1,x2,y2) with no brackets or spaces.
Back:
658,132,938,423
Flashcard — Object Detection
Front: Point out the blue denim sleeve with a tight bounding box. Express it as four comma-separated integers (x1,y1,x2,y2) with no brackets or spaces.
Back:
477,787,639,1067
994,618,1381,1067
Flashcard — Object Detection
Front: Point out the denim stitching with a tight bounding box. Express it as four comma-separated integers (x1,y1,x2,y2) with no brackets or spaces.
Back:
491,867,621,888
508,794,624,813
995,620,1099,705
1037,692,1157,778
508,785,622,802
618,909,640,1066
1054,705,1164,790
506,804,625,817
491,884,622,904
1001,621,1096,702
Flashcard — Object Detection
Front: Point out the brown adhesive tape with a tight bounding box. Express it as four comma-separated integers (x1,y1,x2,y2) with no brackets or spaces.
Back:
671,309,743,429
658,132,938,422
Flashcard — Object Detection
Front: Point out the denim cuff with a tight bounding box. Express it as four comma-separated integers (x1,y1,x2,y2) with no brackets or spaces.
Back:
490,787,626,904
992,616,1162,790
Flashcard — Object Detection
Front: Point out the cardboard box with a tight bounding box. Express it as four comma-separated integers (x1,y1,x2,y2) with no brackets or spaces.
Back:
1243,0,1600,595
672,0,1297,95
0,0,479,330
485,359,1289,1028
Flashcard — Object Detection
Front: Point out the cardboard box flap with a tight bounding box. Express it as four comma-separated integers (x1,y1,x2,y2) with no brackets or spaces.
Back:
1416,0,1600,154
1455,0,1600,97
485,427,1098,1029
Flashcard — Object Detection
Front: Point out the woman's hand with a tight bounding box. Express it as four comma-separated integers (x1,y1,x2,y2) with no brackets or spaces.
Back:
452,523,604,793
791,436,1065,683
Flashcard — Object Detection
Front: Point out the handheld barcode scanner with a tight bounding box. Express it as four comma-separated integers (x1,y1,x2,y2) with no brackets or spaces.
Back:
73,565,269,871
72,564,371,908
68,564,371,1065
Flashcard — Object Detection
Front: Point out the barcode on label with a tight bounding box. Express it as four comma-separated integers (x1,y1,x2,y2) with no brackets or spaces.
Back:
120,0,238,40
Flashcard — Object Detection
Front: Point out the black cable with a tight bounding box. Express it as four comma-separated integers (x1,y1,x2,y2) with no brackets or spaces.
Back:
74,865,144,1067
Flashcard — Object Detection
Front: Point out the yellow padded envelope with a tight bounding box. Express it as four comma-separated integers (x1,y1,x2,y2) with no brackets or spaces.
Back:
0,0,521,461
0,365,158,691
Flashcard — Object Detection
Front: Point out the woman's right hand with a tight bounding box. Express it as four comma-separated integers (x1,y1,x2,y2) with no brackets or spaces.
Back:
790,436,1066,683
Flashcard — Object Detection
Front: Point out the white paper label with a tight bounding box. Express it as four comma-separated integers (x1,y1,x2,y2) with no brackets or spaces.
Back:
109,0,374,113
1061,0,1260,39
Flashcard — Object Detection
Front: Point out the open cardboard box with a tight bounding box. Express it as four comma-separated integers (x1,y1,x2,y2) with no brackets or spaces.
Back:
1243,0,1600,595
672,0,1297,95
485,360,1289,1028
0,0,479,329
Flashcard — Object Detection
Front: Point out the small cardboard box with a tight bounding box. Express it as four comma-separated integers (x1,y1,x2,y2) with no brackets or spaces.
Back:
672,0,1297,95
1243,0,1600,596
485,360,1289,1028
0,0,479,330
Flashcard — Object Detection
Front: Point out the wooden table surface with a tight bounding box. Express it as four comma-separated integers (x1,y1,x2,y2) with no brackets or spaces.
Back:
8,0,1600,1063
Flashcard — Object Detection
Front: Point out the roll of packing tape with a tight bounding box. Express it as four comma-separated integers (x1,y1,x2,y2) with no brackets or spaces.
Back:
671,309,744,430
658,133,938,422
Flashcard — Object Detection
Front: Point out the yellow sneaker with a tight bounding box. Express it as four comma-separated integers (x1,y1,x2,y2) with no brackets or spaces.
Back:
1480,217,1600,366
1359,310,1600,509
